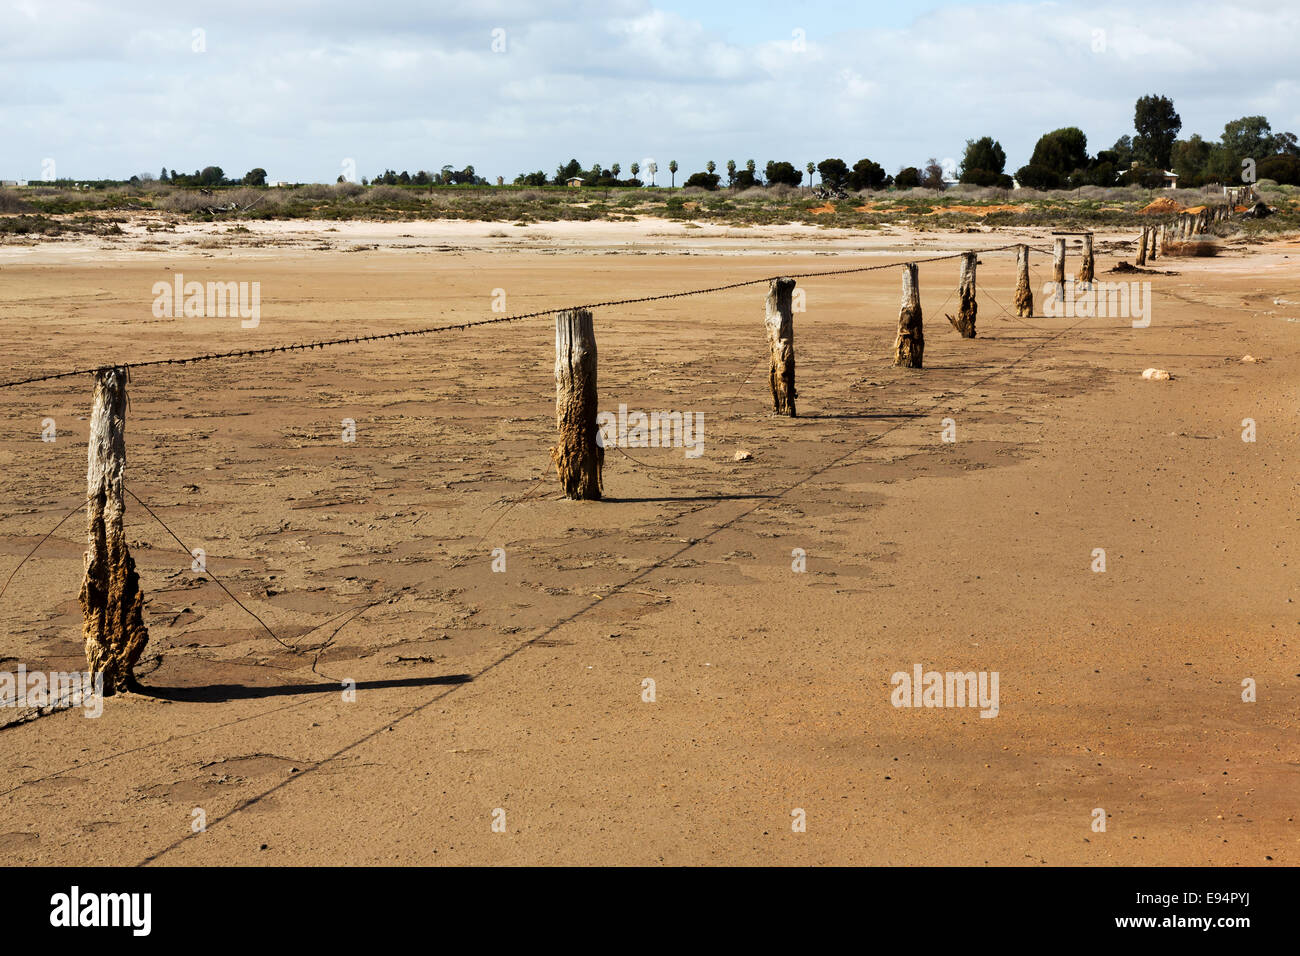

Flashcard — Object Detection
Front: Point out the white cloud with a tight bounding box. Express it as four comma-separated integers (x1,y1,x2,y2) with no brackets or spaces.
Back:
0,0,1296,182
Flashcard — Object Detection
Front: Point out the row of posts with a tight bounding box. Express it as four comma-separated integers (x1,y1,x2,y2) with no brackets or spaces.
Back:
553,242,1071,498
74,241,1076,692
1135,202,1233,265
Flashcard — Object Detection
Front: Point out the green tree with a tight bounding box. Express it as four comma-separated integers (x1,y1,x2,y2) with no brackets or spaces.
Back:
1030,128,1089,177
1014,164,1061,190
1133,95,1181,169
1220,116,1273,161
242,167,267,186
806,161,815,187
894,166,921,189
159,166,169,182
726,159,736,186
1110,135,1135,168
958,136,1006,183
630,161,640,180
684,171,720,190
1171,135,1213,185
1258,154,1300,185
1271,131,1299,156
554,158,582,185
816,158,849,190
764,161,802,186
847,158,888,191
199,165,224,186
668,160,678,186
611,163,620,179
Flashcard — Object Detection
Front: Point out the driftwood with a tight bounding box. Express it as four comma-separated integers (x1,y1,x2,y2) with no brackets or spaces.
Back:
80,367,148,694
764,278,797,415
893,263,923,368
551,309,603,499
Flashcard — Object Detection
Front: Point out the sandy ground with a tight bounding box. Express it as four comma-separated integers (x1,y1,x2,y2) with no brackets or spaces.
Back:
0,217,1297,865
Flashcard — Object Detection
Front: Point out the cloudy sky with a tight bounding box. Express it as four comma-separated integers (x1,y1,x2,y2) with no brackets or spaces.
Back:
3,0,1297,183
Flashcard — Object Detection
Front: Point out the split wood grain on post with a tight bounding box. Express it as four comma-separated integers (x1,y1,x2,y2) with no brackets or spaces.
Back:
764,277,797,416
551,309,603,500
80,366,149,694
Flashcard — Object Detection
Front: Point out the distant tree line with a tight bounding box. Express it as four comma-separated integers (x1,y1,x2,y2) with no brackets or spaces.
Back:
124,99,1300,196
1011,96,1299,189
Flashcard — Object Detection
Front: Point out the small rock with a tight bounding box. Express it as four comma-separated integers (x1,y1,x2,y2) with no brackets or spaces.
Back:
1141,368,1171,381
1240,354,1258,363
733,449,753,462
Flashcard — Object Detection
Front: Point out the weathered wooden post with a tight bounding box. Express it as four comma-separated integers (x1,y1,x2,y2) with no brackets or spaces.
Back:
1150,223,1159,261
80,366,149,695
1076,233,1095,286
551,308,603,500
1014,244,1033,317
1136,226,1148,266
893,263,923,368
1052,238,1066,303
764,277,797,415
946,251,977,338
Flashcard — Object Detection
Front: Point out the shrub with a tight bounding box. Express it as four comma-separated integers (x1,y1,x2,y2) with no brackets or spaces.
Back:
1014,164,1062,190
683,172,721,190
0,190,33,214
894,167,921,189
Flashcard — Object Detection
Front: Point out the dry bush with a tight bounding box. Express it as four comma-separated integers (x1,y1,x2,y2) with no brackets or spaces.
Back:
1162,240,1218,257
331,182,364,199
293,184,332,202
224,187,266,208
0,189,33,213
515,189,545,202
951,185,1013,201
158,191,214,213
363,185,408,204
765,183,797,199
1074,185,1130,201
680,186,708,196
732,187,769,201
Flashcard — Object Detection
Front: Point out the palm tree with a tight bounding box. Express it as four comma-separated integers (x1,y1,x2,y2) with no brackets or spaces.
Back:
669,160,678,187
611,163,620,179
647,161,657,186
706,160,716,176
726,159,736,186
630,161,640,181
807,161,816,190
746,158,756,175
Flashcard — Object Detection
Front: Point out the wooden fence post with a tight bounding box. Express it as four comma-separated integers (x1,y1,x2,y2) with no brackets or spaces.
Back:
1052,238,1066,303
1136,226,1148,266
764,278,797,416
551,308,602,500
80,366,149,695
1076,233,1095,286
893,263,923,368
1150,223,1159,261
946,251,977,338
1014,244,1033,317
